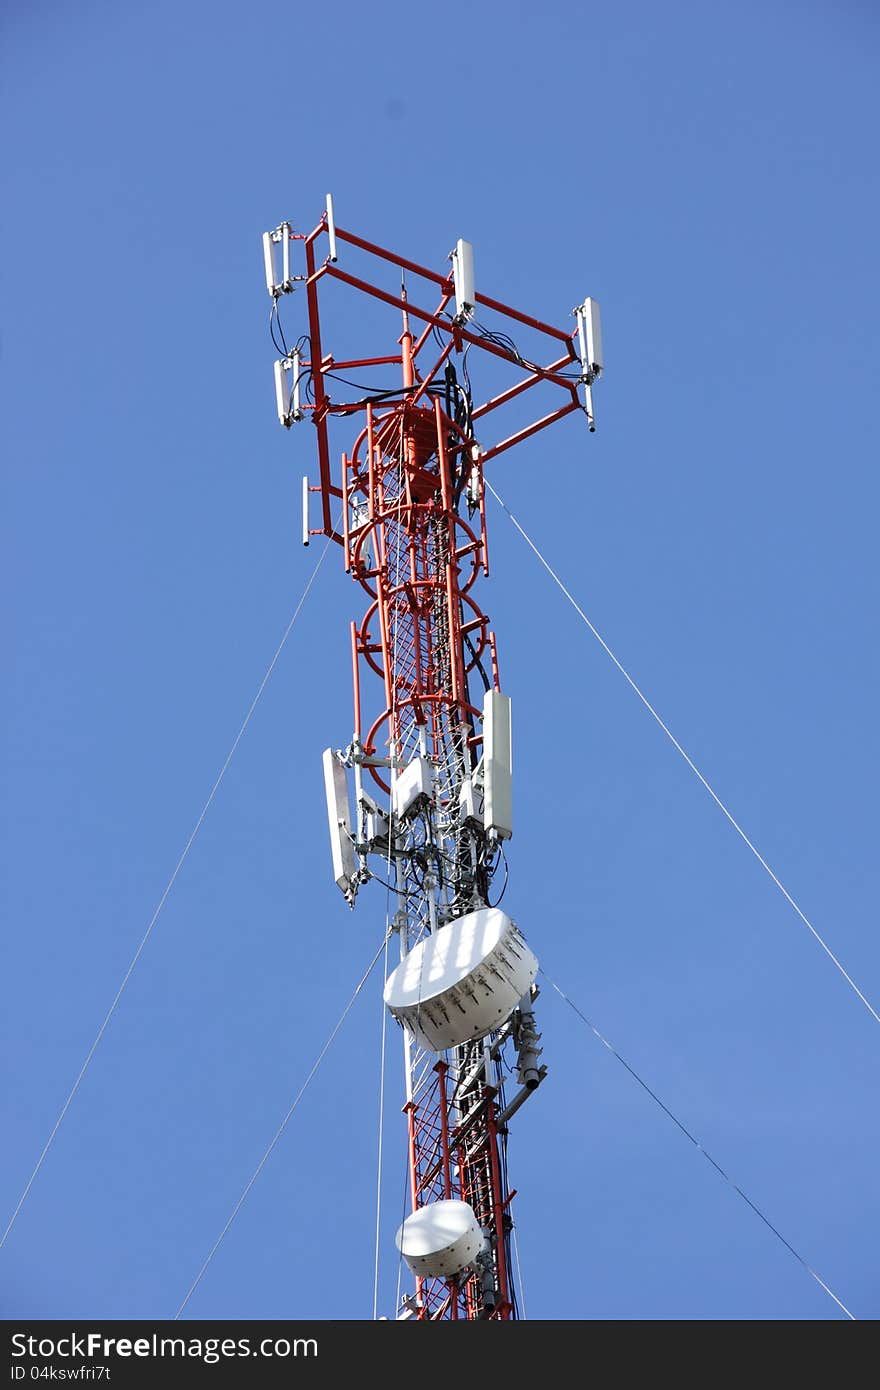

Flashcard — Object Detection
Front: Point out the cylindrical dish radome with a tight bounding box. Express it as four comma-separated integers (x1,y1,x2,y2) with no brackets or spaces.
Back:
383,907,537,1053
396,1200,484,1279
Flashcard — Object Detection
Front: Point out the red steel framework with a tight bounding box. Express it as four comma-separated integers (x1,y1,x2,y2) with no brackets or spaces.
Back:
273,205,589,1319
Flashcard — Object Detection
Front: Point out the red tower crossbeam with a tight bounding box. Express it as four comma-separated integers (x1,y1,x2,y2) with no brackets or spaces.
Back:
300,218,582,541
275,205,590,1319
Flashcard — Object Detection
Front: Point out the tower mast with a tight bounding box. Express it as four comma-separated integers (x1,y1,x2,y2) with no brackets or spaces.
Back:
262,201,602,1319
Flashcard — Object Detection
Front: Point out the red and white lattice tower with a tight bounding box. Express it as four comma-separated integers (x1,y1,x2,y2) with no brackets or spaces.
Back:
261,200,602,1320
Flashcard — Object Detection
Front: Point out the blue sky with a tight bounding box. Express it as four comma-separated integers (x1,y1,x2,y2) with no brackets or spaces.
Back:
2,0,878,1321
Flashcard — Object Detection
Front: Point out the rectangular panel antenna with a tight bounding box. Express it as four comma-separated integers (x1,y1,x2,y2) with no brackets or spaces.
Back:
274,359,291,427
292,347,303,420
575,298,603,378
392,757,433,819
483,690,512,839
263,231,277,297
322,748,357,895
452,239,475,323
282,223,291,288
325,194,338,263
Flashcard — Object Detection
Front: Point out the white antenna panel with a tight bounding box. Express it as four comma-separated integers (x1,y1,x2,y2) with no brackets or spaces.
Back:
392,756,432,820
452,238,475,323
322,748,356,896
262,224,293,297
576,297,603,378
325,193,338,262
262,231,278,298
483,690,512,839
274,359,291,428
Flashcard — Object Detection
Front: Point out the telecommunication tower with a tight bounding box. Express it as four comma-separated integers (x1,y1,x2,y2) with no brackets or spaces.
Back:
261,198,602,1320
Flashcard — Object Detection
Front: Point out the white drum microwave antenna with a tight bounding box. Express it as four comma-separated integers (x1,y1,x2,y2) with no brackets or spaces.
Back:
396,1200,484,1280
383,907,538,1053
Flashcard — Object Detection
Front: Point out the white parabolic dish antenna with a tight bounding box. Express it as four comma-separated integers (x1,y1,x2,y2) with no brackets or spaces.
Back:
396,1200,484,1279
383,906,538,1052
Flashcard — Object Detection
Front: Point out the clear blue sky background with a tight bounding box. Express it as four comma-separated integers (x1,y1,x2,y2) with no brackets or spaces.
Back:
2,0,878,1322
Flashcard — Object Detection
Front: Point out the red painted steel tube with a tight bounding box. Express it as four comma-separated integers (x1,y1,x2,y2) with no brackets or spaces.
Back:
351,621,362,740
373,511,395,721
411,338,455,407
436,1063,453,1202
475,451,490,577
341,452,351,572
435,399,453,513
480,400,581,463
324,266,577,391
335,223,569,346
335,225,449,287
329,355,403,370
366,404,376,520
405,1101,420,1213
303,237,335,536
474,287,573,341
434,401,465,715
484,1094,511,1316
471,348,578,421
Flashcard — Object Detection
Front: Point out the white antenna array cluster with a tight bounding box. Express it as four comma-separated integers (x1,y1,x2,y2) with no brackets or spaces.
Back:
323,686,545,1295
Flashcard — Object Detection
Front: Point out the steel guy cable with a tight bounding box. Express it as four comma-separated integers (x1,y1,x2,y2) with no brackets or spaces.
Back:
542,968,856,1320
488,482,879,1028
1,531,336,1250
